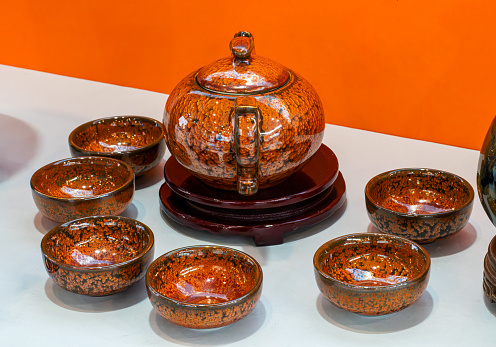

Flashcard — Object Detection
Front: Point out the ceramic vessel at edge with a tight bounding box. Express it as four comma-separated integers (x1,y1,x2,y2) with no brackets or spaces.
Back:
163,31,325,195
478,115,496,226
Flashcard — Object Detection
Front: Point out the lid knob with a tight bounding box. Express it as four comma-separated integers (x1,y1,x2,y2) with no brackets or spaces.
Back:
230,31,254,60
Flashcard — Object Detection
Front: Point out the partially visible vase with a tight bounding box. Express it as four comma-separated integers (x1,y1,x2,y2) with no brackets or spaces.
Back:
478,115,496,226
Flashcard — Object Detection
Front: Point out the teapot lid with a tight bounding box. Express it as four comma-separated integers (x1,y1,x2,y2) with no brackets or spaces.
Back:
196,31,290,94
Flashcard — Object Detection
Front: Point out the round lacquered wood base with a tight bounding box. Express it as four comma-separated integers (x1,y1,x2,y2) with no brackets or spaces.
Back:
159,172,346,246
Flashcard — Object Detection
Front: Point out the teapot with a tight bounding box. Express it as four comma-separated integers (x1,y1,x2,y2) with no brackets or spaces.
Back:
163,31,325,195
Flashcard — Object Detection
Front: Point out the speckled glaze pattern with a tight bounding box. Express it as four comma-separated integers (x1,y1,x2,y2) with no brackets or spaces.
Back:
483,236,496,303
146,246,262,329
41,216,154,296
69,116,166,176
31,157,134,223
478,115,496,227
314,233,430,316
365,168,474,243
164,32,325,192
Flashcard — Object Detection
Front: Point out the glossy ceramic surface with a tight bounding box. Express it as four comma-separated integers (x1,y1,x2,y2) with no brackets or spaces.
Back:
314,233,430,316
41,216,154,296
69,116,166,176
146,245,262,329
478,115,496,226
164,144,339,210
160,172,346,246
31,156,134,223
483,235,496,303
365,168,474,243
164,31,325,195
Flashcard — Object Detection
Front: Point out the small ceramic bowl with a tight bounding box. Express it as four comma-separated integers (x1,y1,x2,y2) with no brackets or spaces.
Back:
31,156,134,223
314,233,430,316
146,245,263,329
69,116,166,176
365,168,474,243
41,216,154,296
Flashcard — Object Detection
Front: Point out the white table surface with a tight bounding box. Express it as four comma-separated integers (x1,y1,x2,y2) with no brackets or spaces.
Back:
0,64,495,346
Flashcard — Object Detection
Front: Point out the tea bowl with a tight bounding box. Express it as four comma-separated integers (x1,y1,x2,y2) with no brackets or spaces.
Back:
146,245,263,329
69,116,166,176
314,233,430,316
41,216,154,296
31,156,134,223
365,168,474,243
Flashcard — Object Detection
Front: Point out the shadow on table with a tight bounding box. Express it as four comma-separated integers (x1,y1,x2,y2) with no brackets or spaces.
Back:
149,299,266,346
367,223,477,258
316,290,434,334
33,203,139,235
0,114,38,182
135,159,165,191
44,277,148,313
483,292,496,317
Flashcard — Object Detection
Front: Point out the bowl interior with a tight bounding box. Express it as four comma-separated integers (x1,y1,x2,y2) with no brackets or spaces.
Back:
367,169,472,215
71,117,163,153
43,217,152,267
32,157,133,198
148,247,261,305
316,234,429,287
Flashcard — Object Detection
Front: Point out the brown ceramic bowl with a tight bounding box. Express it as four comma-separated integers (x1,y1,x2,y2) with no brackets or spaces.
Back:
41,216,154,296
365,168,474,243
146,245,263,329
31,156,134,223
69,116,166,176
314,233,430,316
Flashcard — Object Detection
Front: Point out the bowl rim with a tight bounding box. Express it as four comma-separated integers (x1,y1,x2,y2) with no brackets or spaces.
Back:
145,245,263,308
41,215,155,270
364,167,474,217
313,233,431,290
30,156,135,201
68,115,165,156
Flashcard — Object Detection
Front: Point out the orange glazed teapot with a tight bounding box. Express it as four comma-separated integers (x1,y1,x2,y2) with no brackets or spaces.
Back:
163,31,325,195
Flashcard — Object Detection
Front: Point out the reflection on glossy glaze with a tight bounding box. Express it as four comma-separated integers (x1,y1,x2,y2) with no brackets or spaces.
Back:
381,191,454,215
173,264,246,304
66,233,140,267
41,216,154,296
146,246,262,329
365,168,474,243
314,233,430,315
341,253,409,286
69,116,166,176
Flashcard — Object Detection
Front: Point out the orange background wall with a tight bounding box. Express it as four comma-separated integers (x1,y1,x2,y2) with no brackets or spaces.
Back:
0,0,495,150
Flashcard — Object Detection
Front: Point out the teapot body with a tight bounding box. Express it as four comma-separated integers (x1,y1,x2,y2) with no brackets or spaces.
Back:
164,69,325,191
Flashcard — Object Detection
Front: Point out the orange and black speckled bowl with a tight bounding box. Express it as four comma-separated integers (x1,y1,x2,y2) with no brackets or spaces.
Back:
69,116,166,176
41,216,154,296
365,168,474,243
314,233,430,316
31,156,134,223
146,245,263,329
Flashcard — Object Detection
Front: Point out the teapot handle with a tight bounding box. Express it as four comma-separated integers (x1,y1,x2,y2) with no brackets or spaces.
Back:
232,96,260,195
